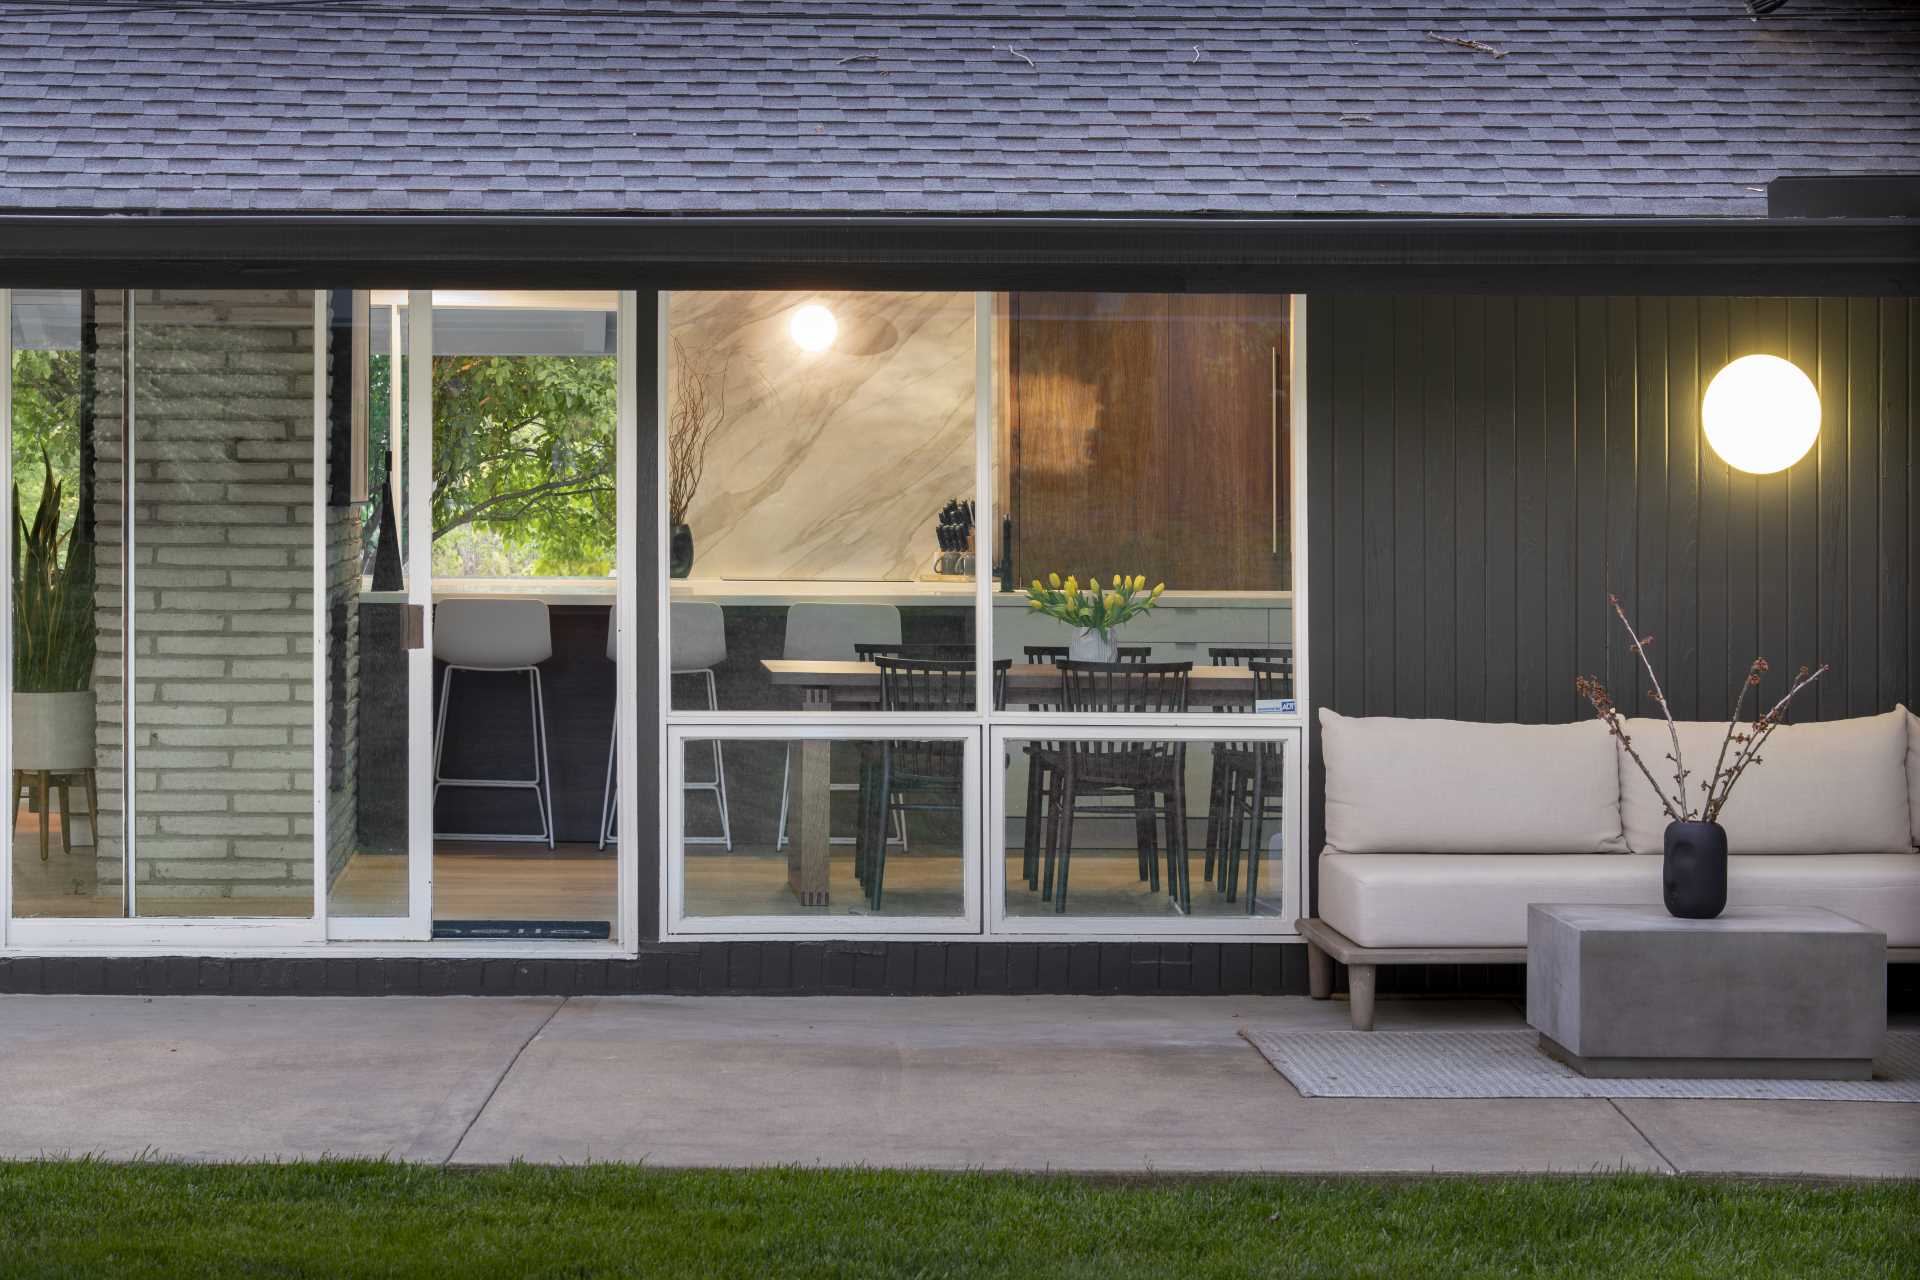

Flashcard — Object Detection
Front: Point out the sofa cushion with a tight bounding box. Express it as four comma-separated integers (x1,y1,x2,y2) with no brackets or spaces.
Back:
1907,705,1920,849
1617,710,1911,855
1320,709,1626,854
1317,850,1920,948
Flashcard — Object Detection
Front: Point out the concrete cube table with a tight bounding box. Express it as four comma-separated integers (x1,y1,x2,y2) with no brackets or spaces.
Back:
1526,904,1886,1079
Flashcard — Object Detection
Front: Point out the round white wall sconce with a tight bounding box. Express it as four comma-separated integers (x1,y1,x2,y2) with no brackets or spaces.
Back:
788,303,838,353
1701,354,1821,475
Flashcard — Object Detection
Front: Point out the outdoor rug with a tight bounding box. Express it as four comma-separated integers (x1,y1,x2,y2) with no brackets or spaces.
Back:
1240,1029,1920,1102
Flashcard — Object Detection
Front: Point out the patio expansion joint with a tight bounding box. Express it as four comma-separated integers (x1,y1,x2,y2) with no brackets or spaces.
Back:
1606,1098,1678,1175
442,996,568,1167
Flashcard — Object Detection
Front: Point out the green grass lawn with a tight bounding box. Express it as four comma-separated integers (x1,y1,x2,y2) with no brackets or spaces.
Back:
0,1162,1913,1279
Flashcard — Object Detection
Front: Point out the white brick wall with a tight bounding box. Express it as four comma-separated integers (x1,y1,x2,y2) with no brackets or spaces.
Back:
88,289,353,909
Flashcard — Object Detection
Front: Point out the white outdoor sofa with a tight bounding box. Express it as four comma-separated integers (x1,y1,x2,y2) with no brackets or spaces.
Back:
1297,706,1920,1029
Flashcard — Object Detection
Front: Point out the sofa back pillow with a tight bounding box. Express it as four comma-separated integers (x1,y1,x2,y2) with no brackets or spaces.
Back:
1320,709,1626,854
1617,709,1912,855
1907,705,1920,849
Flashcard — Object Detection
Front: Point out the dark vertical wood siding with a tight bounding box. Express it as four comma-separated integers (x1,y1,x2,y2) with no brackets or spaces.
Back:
1307,295,1919,872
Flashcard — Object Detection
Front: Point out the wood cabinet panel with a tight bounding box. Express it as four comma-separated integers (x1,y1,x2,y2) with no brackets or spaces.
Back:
1005,292,1288,592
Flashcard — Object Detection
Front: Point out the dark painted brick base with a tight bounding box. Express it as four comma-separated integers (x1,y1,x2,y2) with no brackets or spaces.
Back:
0,943,1313,997
6,946,1900,1003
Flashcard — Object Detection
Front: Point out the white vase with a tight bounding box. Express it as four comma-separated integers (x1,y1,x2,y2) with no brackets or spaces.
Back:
1067,627,1119,664
11,690,96,772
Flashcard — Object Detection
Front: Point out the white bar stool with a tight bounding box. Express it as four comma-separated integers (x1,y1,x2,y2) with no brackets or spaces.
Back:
432,598,555,848
775,602,904,850
600,602,732,849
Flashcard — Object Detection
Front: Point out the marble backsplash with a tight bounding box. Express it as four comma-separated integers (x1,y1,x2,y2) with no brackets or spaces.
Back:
669,290,976,581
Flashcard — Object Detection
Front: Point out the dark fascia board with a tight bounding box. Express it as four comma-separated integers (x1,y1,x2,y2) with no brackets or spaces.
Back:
0,213,1915,294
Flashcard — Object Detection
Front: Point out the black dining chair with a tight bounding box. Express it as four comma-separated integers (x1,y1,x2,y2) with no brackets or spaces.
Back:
1203,645,1294,886
1209,659,1290,914
853,656,1009,910
1015,644,1153,893
1038,659,1194,914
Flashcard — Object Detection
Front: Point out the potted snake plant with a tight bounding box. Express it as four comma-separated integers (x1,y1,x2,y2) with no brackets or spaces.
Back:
12,453,96,787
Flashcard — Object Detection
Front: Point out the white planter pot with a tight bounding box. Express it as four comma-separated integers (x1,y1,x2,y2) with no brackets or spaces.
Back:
11,690,96,773
1067,627,1119,664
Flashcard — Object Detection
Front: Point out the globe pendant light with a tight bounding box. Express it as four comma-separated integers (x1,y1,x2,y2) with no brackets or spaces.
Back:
1701,354,1821,475
788,303,838,353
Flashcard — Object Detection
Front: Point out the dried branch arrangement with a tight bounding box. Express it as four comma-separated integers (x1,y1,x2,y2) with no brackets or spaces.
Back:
667,337,724,529
1575,595,1828,824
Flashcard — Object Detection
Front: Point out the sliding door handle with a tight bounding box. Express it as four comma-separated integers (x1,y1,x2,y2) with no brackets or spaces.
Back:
403,603,425,651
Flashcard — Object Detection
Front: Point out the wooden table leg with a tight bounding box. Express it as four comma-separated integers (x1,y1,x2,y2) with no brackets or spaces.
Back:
785,686,833,907
36,770,51,862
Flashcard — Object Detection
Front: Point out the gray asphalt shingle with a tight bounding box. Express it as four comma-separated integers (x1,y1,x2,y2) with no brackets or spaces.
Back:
0,0,1914,218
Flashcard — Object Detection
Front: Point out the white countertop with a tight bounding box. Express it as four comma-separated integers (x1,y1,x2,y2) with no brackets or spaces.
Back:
360,576,1289,609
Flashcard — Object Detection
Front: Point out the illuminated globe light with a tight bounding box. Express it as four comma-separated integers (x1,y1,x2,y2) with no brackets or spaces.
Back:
788,303,838,352
1701,354,1821,475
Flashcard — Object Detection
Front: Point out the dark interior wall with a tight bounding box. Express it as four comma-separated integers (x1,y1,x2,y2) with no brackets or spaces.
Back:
1305,295,1919,869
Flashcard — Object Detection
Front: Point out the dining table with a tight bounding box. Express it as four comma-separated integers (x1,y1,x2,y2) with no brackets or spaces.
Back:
759,660,1267,906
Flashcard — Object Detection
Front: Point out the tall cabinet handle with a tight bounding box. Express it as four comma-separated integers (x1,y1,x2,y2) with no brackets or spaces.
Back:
1270,345,1280,555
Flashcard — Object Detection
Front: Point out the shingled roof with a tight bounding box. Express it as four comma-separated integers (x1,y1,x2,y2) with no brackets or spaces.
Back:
0,0,1915,219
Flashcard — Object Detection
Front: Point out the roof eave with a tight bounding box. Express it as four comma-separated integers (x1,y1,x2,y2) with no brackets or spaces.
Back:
1,211,1914,295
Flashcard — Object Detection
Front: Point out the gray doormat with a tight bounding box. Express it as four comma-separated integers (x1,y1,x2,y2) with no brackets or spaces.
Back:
1240,1029,1920,1102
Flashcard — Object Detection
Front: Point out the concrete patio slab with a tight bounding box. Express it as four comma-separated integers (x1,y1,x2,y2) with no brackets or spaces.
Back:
1613,1099,1920,1179
1,992,1906,1177
0,994,561,1163
452,995,1668,1174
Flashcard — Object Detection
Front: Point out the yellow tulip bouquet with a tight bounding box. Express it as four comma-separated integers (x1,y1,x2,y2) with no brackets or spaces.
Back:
1025,572,1165,640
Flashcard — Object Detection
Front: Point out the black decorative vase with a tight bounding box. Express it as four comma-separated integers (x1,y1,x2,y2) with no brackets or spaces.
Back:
1662,820,1728,919
670,523,694,579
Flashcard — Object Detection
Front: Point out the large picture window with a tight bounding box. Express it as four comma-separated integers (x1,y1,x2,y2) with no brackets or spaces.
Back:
660,291,1306,940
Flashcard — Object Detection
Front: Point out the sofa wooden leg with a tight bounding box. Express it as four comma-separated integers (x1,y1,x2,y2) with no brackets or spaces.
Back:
1347,964,1377,1031
1307,941,1332,999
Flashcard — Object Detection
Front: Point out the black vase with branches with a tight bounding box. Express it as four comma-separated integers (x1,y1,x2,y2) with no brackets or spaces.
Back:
1576,595,1828,919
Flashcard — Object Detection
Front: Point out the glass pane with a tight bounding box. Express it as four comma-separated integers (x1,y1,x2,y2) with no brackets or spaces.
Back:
1002,735,1289,921
10,289,124,917
328,291,411,920
128,289,317,918
678,734,970,919
427,291,619,938
361,291,410,593
428,290,617,580
991,293,1295,711
664,291,979,712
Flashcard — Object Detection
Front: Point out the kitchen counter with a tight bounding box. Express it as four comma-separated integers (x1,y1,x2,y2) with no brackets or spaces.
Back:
361,576,1288,610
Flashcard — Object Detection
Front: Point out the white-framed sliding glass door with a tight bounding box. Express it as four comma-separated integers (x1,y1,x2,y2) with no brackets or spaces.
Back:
6,286,640,952
328,289,639,948
6,288,329,947
325,290,434,940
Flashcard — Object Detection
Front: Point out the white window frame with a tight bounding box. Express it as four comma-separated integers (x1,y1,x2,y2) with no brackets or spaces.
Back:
664,721,983,938
986,723,1304,939
657,290,1310,943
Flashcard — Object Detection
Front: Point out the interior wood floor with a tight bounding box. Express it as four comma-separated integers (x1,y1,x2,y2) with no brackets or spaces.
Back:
330,843,618,922
14,819,1272,923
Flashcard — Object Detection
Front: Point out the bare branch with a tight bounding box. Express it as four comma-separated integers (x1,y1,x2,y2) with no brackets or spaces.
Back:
1576,675,1683,823
1704,657,1764,806
1609,595,1691,819
1704,663,1829,822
